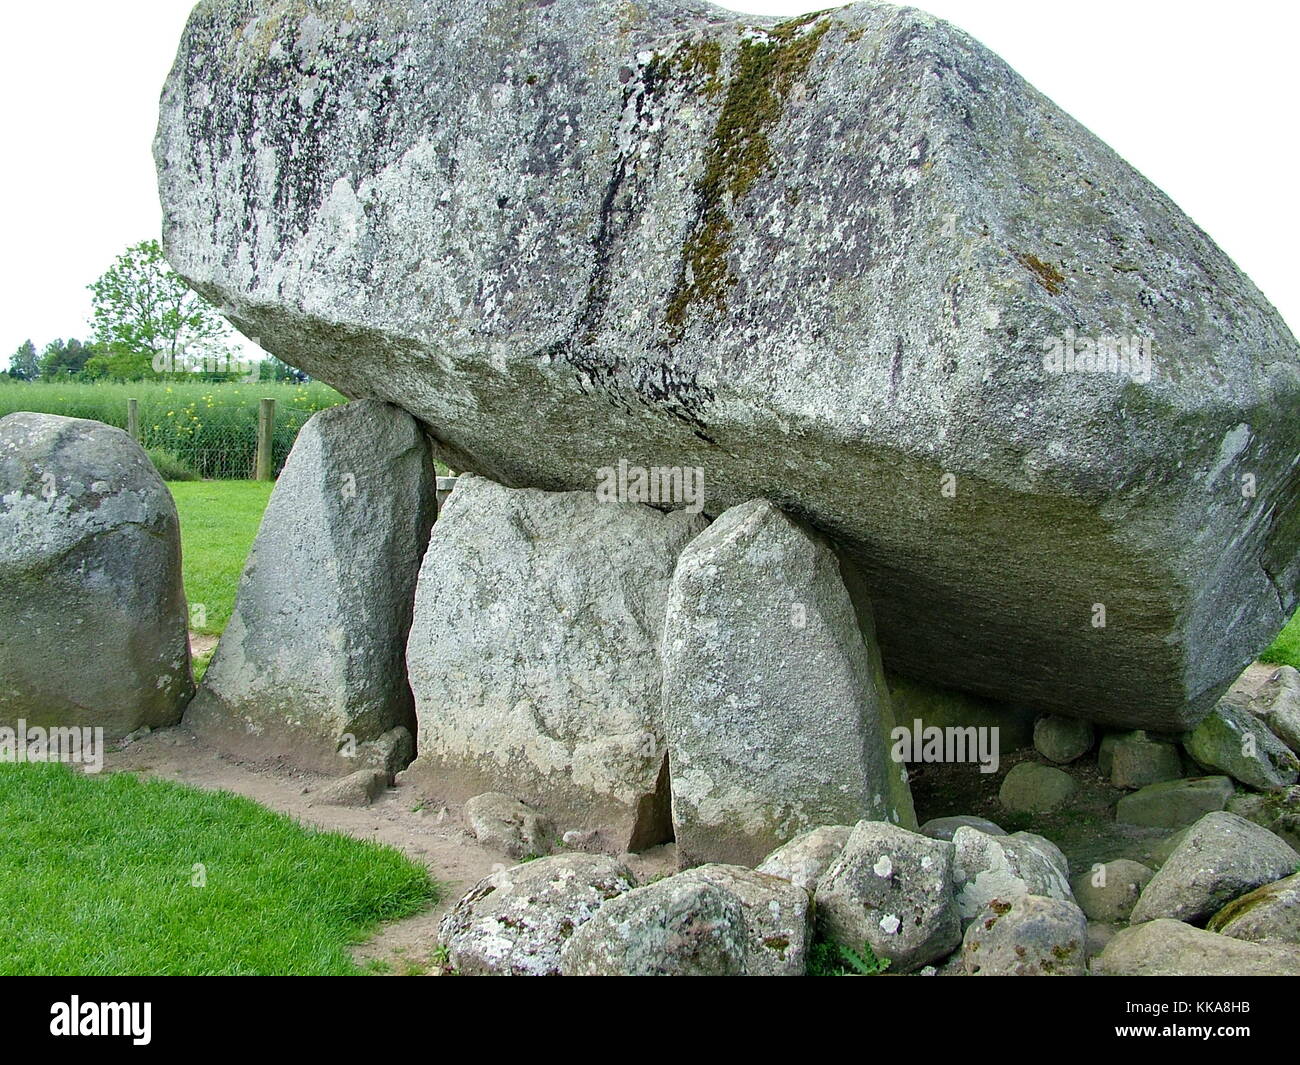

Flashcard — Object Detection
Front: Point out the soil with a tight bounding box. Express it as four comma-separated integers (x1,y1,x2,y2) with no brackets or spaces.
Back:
101,726,677,975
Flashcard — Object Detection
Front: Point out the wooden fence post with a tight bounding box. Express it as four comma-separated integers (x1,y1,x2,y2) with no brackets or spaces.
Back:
127,398,140,442
255,398,275,481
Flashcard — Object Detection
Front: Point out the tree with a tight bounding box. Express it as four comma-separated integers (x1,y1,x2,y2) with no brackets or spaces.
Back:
87,239,235,376
8,339,38,380
38,338,98,379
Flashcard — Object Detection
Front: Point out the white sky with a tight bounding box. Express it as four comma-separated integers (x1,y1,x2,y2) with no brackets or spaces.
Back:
1,0,1296,358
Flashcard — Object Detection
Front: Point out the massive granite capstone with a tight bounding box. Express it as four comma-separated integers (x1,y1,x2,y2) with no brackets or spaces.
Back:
156,0,1300,729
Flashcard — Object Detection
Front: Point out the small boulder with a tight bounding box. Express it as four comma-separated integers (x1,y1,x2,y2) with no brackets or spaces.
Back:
1129,811,1298,924
559,875,748,976
951,827,1073,923
464,793,554,860
1116,776,1234,829
1249,665,1300,754
0,413,192,738
1100,730,1184,790
680,865,811,976
754,825,853,894
815,821,961,973
999,761,1076,814
1070,859,1154,923
1095,918,1300,976
920,815,1007,842
1033,715,1094,764
311,769,388,807
962,895,1087,976
438,854,635,975
1183,702,1299,791
1206,872,1300,946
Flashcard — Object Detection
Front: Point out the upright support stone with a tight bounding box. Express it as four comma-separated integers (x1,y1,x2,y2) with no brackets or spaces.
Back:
662,499,915,869
185,399,435,773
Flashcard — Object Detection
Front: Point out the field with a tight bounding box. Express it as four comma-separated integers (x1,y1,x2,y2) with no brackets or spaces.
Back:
0,762,437,975
0,378,345,478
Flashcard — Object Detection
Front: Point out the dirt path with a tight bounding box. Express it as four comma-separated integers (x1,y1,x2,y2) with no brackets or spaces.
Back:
102,726,676,975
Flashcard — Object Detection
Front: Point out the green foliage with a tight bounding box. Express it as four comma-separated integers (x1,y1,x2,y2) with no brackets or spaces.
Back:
38,338,99,379
88,239,235,374
169,480,275,635
807,936,891,976
0,762,437,974
0,379,344,479
8,339,38,380
145,447,200,482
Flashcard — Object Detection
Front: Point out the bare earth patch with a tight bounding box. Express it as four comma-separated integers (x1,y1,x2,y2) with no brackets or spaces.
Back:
101,727,677,975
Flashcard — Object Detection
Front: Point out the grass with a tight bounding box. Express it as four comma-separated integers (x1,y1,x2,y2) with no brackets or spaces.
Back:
0,762,437,975
169,480,273,637
1261,609,1300,670
0,379,344,478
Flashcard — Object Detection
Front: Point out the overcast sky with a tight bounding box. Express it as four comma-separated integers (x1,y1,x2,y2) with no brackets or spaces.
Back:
1,0,1295,358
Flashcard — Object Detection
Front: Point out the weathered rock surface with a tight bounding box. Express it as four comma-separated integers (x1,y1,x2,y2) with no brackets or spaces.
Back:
311,769,389,808
186,399,434,773
680,864,811,976
920,815,1006,842
755,825,853,893
0,413,192,738
1184,701,1300,790
951,826,1073,923
816,821,960,972
1095,919,1300,976
1033,715,1093,764
961,895,1087,976
405,475,705,851
999,761,1076,814
464,793,555,860
1098,730,1183,790
156,0,1300,732
1227,788,1300,854
559,874,748,975
439,854,635,975
1070,859,1154,923
1129,811,1297,925
1207,872,1300,945
1246,665,1300,754
663,500,914,866
1116,776,1234,829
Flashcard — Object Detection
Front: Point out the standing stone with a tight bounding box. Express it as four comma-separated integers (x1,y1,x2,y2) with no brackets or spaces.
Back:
0,413,192,739
815,821,960,973
559,874,748,976
961,895,1087,976
405,475,706,852
158,0,1300,733
186,400,434,773
1130,811,1298,925
1033,715,1094,764
1183,701,1299,790
662,499,914,868
439,854,636,976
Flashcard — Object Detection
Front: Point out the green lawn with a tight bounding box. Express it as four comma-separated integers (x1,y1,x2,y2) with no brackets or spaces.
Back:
1261,609,1300,670
0,763,437,975
170,480,272,638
